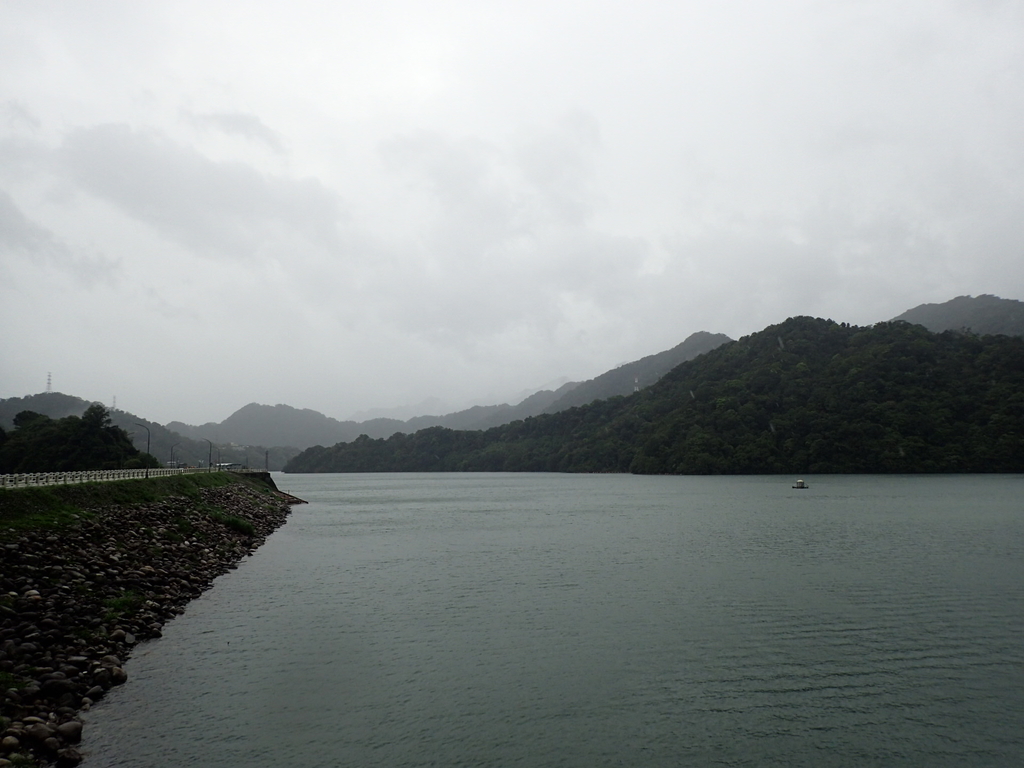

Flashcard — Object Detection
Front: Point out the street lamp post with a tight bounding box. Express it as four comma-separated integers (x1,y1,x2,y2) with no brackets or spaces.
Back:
203,439,213,473
134,423,151,478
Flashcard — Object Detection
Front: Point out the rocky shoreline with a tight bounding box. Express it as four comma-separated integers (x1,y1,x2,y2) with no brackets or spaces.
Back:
0,480,299,767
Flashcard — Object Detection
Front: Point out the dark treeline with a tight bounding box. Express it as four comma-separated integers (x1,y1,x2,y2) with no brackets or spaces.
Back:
285,317,1024,474
0,404,158,473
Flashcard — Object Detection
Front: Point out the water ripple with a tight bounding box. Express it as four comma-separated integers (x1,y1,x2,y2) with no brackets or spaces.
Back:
82,474,1024,768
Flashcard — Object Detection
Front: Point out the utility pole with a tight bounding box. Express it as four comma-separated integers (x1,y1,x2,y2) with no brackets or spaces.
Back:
204,439,213,473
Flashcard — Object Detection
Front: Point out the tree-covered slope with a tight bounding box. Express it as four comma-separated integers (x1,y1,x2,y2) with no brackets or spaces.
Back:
284,317,1024,474
0,404,156,472
0,392,96,429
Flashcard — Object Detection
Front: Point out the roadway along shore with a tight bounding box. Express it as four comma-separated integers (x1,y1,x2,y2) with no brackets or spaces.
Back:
0,475,302,767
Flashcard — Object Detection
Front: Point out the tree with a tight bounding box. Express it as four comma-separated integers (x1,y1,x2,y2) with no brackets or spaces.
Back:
0,406,145,473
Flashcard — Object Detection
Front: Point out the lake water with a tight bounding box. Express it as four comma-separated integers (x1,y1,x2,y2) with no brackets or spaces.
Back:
81,473,1024,767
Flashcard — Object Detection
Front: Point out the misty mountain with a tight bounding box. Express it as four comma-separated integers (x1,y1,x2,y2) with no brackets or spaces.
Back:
171,331,731,449
285,317,1024,474
542,331,732,413
396,381,582,433
167,403,374,450
347,397,450,422
167,387,583,449
891,294,1024,337
0,393,300,471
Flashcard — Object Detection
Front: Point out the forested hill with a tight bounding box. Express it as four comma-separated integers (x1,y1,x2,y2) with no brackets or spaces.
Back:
0,404,154,472
284,317,1024,474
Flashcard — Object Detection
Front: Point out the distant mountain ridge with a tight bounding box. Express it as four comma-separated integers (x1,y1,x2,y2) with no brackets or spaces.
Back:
169,331,732,449
0,393,300,470
891,295,1024,337
347,396,449,422
542,331,732,413
11,296,1018,461
167,404,365,449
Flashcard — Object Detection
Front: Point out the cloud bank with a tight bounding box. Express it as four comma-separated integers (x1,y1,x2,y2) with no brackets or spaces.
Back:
1,0,1022,424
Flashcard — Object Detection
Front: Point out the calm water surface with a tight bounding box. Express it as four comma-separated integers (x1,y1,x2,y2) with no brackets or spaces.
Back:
82,473,1024,767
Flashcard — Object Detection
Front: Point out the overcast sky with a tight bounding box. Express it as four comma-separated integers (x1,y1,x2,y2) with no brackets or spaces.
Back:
2,0,1022,425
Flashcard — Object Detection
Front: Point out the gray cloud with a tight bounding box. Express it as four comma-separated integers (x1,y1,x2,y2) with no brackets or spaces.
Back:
2,1,1024,424
380,131,520,253
0,136,50,182
374,126,648,345
3,101,41,133
180,110,285,153
514,111,601,226
58,124,345,260
0,189,117,285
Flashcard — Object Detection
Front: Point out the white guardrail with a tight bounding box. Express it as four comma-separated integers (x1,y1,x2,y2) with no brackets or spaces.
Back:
0,467,267,489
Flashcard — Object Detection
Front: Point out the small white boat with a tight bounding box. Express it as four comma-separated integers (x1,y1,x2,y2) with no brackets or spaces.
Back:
792,479,809,489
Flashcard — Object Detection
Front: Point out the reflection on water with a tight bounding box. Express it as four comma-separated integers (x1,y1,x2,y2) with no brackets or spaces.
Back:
83,473,1024,767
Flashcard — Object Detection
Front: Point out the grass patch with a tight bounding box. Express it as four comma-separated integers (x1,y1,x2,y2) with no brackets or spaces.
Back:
222,515,255,537
207,509,256,536
173,516,195,535
102,589,143,621
0,472,276,539
0,671,27,690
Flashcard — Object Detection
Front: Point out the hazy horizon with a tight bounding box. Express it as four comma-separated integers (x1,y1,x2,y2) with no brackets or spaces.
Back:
3,1,1023,425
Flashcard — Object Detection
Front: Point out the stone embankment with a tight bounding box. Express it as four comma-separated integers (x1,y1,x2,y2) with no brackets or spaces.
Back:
0,481,299,767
